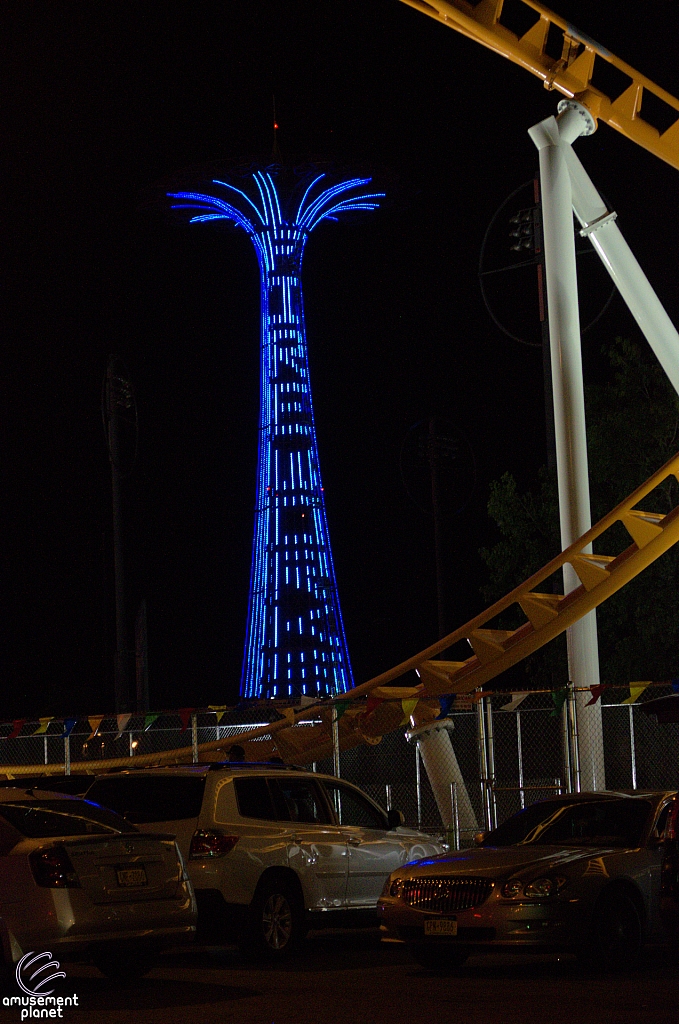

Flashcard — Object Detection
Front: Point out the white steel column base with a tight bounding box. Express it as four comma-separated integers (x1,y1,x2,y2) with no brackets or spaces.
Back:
406,719,478,833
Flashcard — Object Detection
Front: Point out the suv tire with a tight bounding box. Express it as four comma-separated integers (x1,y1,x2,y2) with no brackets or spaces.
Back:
240,877,306,961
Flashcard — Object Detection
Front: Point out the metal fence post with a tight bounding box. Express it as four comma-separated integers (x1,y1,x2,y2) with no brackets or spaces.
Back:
43,736,48,767
129,732,134,757
629,705,637,790
516,710,525,809
561,695,572,793
567,683,581,792
415,745,422,831
332,707,341,778
64,735,71,776
385,783,392,812
476,695,490,830
485,698,497,829
450,782,460,850
191,713,199,764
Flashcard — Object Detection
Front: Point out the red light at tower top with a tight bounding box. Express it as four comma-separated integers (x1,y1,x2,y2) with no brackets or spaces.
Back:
274,122,279,130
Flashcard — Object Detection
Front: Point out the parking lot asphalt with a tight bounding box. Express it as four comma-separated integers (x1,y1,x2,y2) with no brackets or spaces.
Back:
1,929,676,1024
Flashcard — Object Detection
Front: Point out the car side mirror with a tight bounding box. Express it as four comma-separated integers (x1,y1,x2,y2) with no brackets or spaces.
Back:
474,831,487,846
387,809,405,829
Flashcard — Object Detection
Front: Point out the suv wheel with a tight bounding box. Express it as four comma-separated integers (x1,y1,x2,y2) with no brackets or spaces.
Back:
240,877,305,961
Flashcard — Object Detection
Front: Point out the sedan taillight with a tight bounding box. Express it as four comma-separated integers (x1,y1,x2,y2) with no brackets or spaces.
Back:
29,845,80,888
189,830,239,859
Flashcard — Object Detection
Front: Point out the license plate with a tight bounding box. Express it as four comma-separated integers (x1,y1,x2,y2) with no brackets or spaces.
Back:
424,918,457,937
116,866,147,887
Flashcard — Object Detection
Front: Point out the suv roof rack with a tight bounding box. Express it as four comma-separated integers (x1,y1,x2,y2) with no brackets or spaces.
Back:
92,760,311,775
207,761,307,771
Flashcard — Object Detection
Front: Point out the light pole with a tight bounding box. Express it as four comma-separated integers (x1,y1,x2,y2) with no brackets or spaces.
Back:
104,355,134,714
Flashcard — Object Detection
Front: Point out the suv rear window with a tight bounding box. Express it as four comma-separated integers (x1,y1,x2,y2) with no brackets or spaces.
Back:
0,799,133,837
87,776,206,823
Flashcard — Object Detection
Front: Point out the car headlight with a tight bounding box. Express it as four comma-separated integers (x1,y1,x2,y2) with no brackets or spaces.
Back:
381,877,402,898
501,877,568,898
523,876,568,898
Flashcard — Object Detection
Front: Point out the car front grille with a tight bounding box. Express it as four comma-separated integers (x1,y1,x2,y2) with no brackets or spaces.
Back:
401,877,494,913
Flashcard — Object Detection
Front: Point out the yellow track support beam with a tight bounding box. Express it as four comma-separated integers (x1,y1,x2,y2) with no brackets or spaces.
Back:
398,0,679,172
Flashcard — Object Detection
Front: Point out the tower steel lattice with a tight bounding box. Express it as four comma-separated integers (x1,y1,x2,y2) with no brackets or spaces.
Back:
169,167,383,699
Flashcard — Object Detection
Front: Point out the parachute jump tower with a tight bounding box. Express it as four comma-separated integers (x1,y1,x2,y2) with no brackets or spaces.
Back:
169,168,383,699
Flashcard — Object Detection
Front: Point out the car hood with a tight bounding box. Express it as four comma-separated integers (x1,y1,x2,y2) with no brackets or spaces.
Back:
400,844,620,878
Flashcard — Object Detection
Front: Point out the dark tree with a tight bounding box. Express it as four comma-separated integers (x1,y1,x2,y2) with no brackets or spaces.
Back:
481,337,679,689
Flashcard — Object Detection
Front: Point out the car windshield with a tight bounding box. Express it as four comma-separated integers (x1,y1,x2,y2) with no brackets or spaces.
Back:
482,799,652,848
0,799,134,838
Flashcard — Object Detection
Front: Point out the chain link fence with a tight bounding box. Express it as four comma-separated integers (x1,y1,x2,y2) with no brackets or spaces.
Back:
0,691,677,847
327,688,679,845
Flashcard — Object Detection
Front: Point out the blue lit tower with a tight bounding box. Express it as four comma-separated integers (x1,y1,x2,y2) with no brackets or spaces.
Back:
169,168,383,699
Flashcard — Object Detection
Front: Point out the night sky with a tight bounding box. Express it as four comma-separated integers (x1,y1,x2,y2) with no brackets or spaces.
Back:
4,1,679,720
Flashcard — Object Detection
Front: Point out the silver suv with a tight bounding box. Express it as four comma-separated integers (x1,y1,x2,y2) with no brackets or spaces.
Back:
86,764,443,958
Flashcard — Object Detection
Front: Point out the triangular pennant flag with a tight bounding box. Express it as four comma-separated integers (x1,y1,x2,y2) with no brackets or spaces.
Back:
179,708,195,732
33,717,53,735
333,701,351,722
297,695,315,707
87,715,104,740
585,684,604,706
115,713,132,739
622,682,651,705
550,690,568,717
501,693,528,712
144,712,161,731
6,719,26,740
400,698,419,725
61,717,77,738
209,705,228,723
365,694,384,716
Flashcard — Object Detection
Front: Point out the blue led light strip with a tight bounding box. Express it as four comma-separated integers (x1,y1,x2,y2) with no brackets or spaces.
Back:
169,169,383,699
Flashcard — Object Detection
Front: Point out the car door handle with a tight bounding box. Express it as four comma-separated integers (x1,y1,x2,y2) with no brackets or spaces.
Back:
347,837,362,846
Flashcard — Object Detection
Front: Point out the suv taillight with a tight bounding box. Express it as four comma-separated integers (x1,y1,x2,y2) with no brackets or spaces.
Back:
29,845,80,888
189,830,239,859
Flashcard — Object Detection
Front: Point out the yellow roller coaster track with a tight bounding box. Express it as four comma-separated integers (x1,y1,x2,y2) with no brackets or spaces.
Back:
7,449,679,776
398,0,679,172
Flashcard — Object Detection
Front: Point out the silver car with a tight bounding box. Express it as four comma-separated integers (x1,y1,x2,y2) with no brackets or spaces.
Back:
0,788,196,981
378,791,677,970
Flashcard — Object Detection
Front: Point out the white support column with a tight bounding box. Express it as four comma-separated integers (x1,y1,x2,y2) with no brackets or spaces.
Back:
406,720,478,836
557,100,679,400
528,105,606,792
